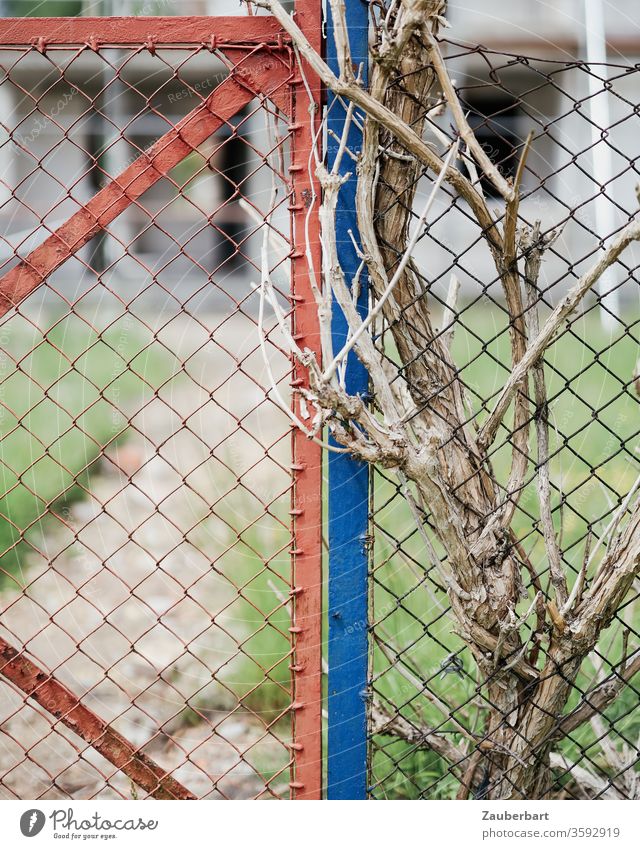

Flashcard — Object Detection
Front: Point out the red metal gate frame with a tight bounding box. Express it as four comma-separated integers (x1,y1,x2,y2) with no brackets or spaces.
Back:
0,9,323,801
287,0,323,800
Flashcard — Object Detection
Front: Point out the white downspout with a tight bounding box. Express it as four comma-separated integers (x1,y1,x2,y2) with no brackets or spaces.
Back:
583,0,618,328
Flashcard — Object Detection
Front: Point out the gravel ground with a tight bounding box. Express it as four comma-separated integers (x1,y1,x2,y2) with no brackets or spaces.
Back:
0,312,294,800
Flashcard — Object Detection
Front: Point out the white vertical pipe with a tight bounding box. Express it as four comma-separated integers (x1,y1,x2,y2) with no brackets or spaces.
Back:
0,85,14,207
583,0,619,327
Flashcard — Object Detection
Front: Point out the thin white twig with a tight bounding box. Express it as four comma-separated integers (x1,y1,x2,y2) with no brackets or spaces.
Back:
322,141,459,382
563,470,640,614
441,272,460,346
255,113,348,454
294,44,334,365
479,219,640,450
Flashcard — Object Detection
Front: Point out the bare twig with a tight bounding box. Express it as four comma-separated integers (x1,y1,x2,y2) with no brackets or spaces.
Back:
371,702,467,770
323,141,458,381
521,221,568,607
503,131,534,266
479,219,640,450
441,272,460,347
549,753,625,800
327,0,354,82
553,650,640,739
254,0,502,250
422,25,515,202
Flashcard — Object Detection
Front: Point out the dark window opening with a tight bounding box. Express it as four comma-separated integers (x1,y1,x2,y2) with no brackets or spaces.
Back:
85,111,110,273
457,88,524,198
211,123,250,271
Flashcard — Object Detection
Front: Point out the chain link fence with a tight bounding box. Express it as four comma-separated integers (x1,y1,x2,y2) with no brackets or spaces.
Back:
2,15,639,804
368,39,640,800
0,29,321,800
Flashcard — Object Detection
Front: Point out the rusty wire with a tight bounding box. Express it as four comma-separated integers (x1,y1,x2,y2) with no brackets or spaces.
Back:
0,37,310,800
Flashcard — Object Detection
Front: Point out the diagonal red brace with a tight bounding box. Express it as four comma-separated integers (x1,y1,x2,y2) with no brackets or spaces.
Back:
0,636,195,799
0,51,291,319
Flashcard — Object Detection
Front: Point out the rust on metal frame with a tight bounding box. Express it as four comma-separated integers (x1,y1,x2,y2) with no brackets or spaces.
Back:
0,15,288,46
0,48,293,318
288,0,323,800
0,636,196,800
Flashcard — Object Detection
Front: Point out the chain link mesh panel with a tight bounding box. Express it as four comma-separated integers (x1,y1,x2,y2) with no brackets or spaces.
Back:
0,35,318,800
368,39,640,800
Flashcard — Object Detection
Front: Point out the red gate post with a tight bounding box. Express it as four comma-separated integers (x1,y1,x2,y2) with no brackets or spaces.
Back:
288,0,324,801
0,11,325,801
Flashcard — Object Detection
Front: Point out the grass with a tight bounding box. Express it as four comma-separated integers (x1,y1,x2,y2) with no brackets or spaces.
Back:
190,473,294,719
0,312,170,586
369,301,640,797
176,455,295,788
2,299,638,797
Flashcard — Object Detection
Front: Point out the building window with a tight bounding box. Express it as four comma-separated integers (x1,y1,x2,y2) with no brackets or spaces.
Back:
457,88,524,197
210,122,250,270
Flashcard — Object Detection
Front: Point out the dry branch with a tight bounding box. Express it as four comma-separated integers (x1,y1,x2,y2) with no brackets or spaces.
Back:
555,650,640,738
256,0,640,799
479,220,640,451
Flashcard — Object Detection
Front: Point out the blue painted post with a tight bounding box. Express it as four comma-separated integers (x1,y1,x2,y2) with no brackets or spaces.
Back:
326,0,370,801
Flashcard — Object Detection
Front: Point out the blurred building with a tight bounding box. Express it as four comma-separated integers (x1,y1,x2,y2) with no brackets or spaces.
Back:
0,0,283,310
422,1,640,310
0,1,638,311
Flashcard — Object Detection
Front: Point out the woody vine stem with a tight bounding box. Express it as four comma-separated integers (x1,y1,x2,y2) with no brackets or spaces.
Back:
253,0,640,799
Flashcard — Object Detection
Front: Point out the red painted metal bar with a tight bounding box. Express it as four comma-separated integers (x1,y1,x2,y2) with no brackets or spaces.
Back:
0,18,325,800
288,0,324,801
0,15,286,46
0,51,292,319
0,636,195,800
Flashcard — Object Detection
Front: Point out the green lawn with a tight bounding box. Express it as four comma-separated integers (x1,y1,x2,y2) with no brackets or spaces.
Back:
0,311,170,587
370,303,640,797
1,300,637,796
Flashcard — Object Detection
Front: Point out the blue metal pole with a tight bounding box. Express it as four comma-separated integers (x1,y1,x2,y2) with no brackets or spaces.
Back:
326,0,370,801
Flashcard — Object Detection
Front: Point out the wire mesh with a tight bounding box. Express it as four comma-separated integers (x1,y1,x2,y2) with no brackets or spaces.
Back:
368,38,640,800
0,37,310,800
